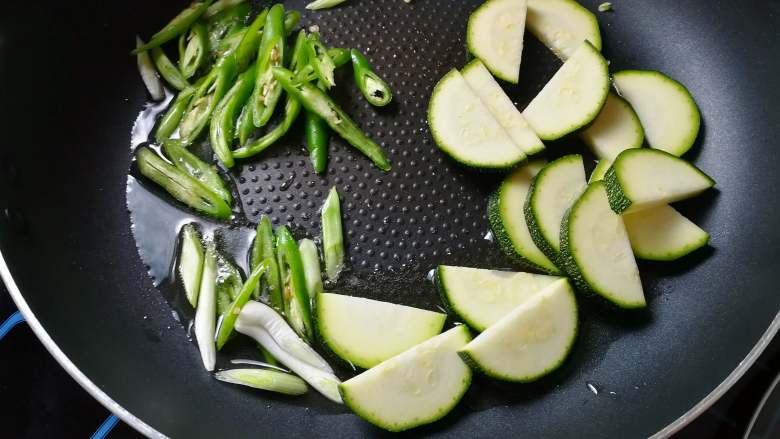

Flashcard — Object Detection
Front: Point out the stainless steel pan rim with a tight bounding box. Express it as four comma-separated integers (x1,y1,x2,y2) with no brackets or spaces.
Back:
1,245,778,438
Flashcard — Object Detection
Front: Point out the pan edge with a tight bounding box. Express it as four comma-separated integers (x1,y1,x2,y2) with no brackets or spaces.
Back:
1,251,778,437
0,249,167,439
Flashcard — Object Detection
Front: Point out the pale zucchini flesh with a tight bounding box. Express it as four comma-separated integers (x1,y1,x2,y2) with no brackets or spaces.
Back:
458,278,578,382
560,182,645,308
437,265,561,331
429,69,526,169
604,148,715,214
526,0,602,60
524,154,587,264
579,92,644,160
462,60,545,156
488,160,560,274
613,70,701,157
340,326,473,432
466,0,528,84
317,293,446,369
522,42,609,140
623,204,709,261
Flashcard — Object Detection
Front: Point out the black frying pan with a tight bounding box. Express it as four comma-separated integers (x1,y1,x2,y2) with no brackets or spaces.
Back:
1,0,779,437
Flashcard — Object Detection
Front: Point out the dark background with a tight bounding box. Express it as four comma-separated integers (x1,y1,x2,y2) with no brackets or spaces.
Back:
1,0,779,437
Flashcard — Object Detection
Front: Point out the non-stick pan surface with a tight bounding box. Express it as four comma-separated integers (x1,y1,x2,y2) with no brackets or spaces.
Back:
1,0,779,437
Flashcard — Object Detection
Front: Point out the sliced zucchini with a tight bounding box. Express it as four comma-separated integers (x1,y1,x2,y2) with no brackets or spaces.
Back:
613,70,701,156
589,159,611,183
339,326,472,432
525,154,587,264
466,0,528,83
560,182,645,309
436,265,561,332
591,160,710,260
623,204,709,261
462,59,545,156
604,148,715,214
428,69,526,169
317,293,446,369
178,224,204,307
526,0,602,60
458,278,577,382
522,42,609,140
488,160,560,274
579,92,644,160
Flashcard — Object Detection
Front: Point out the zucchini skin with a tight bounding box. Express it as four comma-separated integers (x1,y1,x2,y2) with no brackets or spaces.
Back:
338,326,473,433
603,165,633,214
603,148,716,214
613,70,701,157
458,279,579,383
488,188,561,274
434,266,483,331
559,182,646,310
427,69,526,171
523,154,584,270
466,0,520,84
634,233,710,261
458,331,575,383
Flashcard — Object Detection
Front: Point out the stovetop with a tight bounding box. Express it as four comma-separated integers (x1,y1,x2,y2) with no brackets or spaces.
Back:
1,282,778,438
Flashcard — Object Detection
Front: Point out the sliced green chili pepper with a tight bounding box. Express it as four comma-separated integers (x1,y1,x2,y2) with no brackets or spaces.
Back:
214,27,248,59
135,147,232,219
216,259,269,350
289,30,310,72
162,139,232,203
251,4,286,128
232,96,301,158
305,0,348,10
305,33,335,89
207,2,251,52
136,36,164,100
235,104,255,145
216,253,243,315
132,0,214,54
305,112,329,173
298,239,324,300
150,47,190,91
156,87,195,143
275,226,314,341
180,55,238,146
328,48,351,67
234,30,307,152
179,22,208,79
234,8,269,72
179,69,217,140
295,48,351,84
321,187,345,281
204,0,248,18
283,10,302,34
251,216,283,308
209,63,257,167
273,67,391,171
351,49,392,107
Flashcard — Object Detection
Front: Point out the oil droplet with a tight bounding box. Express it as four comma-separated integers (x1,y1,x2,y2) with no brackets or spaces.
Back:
586,381,600,395
280,171,296,191
483,230,495,243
